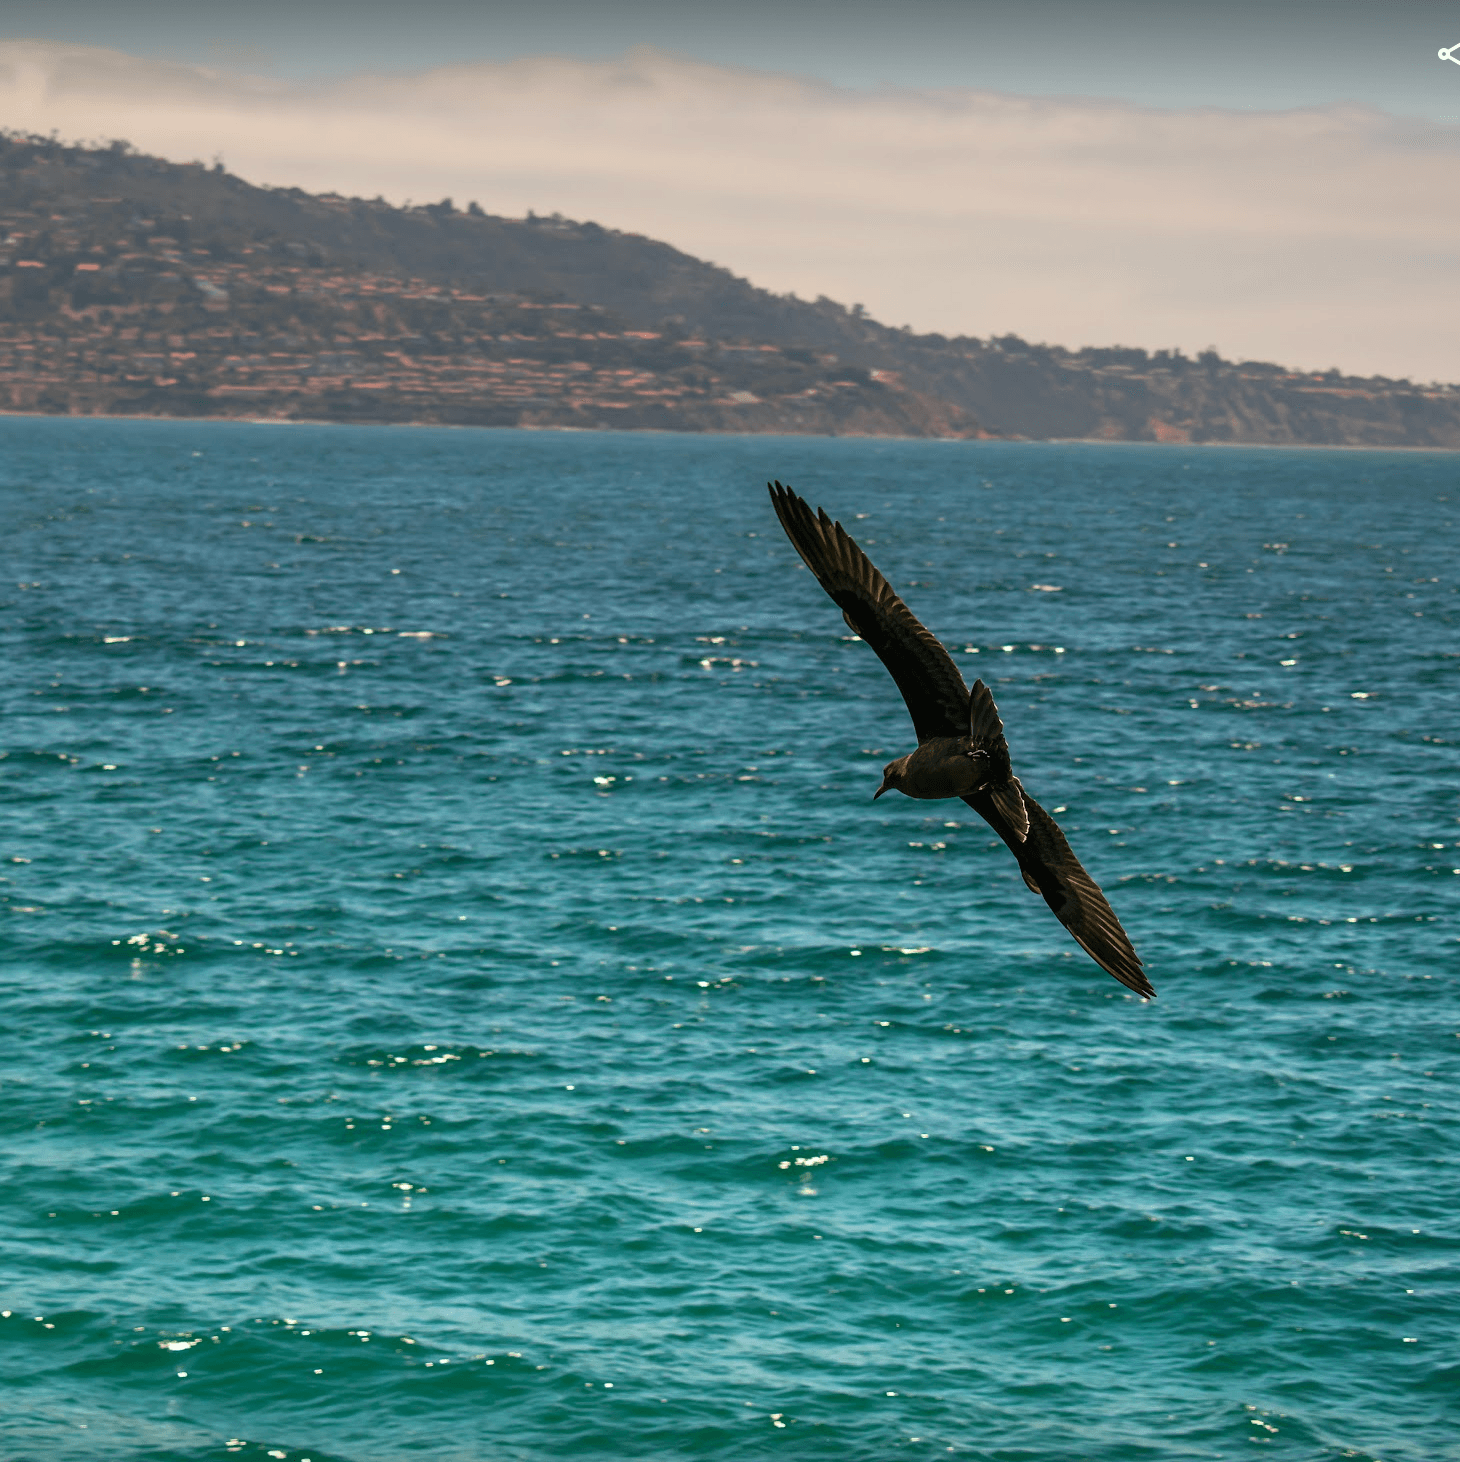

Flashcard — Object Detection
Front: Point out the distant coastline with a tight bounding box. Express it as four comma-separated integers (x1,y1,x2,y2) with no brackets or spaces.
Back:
4,130,1459,449
5,409,1456,455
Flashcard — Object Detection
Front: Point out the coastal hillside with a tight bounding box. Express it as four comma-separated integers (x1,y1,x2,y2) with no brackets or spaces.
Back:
2,130,1457,445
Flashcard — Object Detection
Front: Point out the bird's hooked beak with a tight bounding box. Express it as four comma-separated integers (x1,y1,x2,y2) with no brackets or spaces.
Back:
873,776,894,800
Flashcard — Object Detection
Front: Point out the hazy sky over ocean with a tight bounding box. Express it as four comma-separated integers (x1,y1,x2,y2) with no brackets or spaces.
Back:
7,0,1460,116
3,2,1458,378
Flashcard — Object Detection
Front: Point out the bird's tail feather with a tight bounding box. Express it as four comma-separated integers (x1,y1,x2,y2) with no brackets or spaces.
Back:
988,776,1029,842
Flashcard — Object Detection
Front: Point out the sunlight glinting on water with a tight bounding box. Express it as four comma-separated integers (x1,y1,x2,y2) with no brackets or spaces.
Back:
1,420,1456,1462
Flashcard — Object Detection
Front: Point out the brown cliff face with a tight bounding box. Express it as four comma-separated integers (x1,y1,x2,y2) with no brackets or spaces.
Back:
2,132,1456,446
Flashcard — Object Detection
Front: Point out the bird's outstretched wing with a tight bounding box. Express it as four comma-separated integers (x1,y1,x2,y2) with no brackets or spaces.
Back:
964,787,1153,998
768,481,970,742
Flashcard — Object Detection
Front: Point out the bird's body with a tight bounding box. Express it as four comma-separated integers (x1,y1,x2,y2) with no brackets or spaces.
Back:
883,737,988,801
768,480,1152,1000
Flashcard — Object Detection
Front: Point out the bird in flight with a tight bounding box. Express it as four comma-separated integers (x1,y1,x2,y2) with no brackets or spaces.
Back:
768,481,1152,999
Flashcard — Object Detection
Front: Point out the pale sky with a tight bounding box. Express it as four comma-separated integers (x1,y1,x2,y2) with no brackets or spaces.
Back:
3,3,1458,379
6,1,1460,116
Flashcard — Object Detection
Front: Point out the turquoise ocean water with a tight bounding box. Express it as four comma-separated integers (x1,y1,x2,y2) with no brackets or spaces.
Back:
1,419,1456,1461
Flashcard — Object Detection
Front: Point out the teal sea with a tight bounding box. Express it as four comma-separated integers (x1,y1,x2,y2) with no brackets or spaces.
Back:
1,419,1457,1462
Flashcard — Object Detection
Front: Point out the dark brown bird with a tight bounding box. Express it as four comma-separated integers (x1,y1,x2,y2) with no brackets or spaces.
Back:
768,481,1152,999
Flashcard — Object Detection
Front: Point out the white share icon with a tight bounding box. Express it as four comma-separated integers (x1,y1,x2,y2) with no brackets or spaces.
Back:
1440,42,1460,65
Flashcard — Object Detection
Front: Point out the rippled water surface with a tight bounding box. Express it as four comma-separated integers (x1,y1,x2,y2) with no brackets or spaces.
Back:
1,419,1457,1462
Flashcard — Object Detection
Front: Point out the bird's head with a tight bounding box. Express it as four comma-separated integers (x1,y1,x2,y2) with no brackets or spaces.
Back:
874,755,911,800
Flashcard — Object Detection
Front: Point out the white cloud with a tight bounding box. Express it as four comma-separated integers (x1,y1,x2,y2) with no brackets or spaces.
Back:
3,40,1456,379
